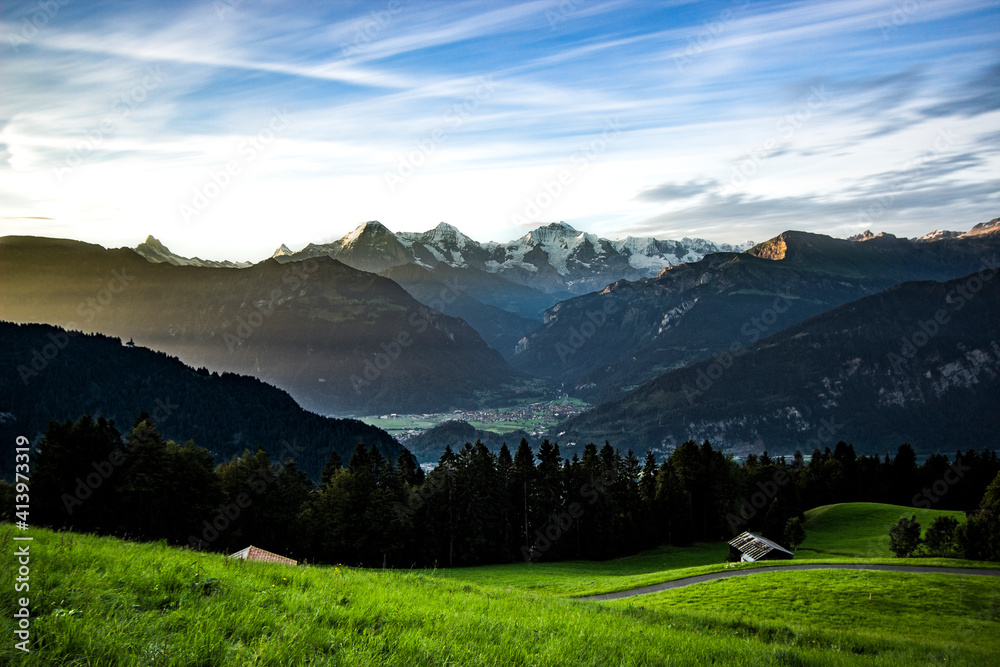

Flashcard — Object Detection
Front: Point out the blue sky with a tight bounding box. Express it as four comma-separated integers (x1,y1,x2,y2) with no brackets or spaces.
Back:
1,0,997,260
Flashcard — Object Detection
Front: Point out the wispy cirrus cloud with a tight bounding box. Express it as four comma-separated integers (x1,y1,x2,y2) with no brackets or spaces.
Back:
0,0,997,259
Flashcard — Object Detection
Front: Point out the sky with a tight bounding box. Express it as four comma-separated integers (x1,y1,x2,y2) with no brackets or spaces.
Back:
1,0,998,261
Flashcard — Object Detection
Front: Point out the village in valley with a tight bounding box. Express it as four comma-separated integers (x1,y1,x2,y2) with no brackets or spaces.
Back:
359,398,588,442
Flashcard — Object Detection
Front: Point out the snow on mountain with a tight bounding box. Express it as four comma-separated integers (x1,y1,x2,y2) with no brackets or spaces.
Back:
961,217,1000,237
272,221,754,294
399,222,474,250
916,230,962,241
496,222,607,276
398,222,479,267
613,236,755,273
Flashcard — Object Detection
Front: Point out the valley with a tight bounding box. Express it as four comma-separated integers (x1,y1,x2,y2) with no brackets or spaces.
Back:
3,216,998,460
358,396,588,442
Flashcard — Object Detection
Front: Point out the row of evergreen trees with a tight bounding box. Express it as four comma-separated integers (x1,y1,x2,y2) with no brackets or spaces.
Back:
6,413,1000,567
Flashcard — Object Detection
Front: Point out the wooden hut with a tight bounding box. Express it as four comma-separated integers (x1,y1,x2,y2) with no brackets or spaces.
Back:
229,545,297,565
728,531,794,562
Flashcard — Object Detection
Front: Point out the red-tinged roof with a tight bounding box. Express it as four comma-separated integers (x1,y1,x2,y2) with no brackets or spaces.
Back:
229,545,298,565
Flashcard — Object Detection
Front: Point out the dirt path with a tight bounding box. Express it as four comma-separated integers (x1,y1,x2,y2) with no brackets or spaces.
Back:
580,563,1000,601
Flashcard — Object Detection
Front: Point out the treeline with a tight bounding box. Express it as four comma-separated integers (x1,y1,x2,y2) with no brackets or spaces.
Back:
889,474,1000,562
6,413,1000,567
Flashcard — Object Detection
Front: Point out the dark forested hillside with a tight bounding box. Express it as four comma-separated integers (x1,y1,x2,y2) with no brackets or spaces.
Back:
402,419,537,462
0,321,399,480
513,228,1000,403
558,270,1000,453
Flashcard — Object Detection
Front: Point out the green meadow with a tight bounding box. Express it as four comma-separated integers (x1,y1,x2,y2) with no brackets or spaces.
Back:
1,502,997,665
797,502,969,558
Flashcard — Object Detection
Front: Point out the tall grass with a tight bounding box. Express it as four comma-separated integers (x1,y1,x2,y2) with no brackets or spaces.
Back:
2,524,998,665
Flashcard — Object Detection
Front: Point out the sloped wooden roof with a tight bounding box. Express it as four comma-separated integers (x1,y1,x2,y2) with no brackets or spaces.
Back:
229,545,297,565
728,531,793,561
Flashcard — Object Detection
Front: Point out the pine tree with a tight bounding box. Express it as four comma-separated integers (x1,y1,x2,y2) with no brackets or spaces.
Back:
32,415,124,532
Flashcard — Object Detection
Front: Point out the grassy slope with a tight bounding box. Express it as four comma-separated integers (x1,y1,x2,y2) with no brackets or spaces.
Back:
0,525,951,667
610,570,1000,665
4,503,997,665
433,502,983,597
431,542,729,596
798,502,967,558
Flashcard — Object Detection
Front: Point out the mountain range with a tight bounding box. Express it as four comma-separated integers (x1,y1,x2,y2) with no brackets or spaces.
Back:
512,223,1000,403
137,221,753,360
4,216,998,456
268,220,754,296
555,269,1000,453
0,236,525,415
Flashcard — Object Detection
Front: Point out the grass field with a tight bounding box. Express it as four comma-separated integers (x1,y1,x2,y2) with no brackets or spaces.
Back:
432,502,983,597
797,502,967,558
611,570,1000,664
431,541,730,596
2,502,997,665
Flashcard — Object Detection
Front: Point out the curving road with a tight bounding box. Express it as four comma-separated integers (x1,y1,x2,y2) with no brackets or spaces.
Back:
579,563,1000,601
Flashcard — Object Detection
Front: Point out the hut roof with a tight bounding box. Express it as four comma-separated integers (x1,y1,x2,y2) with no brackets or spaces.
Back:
229,545,297,565
728,531,794,561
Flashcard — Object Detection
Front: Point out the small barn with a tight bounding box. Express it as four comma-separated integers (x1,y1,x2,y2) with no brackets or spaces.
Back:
229,545,298,566
728,532,794,562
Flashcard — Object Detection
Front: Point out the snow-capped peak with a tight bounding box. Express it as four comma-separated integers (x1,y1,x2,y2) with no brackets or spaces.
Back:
341,221,393,248
272,243,294,257
425,222,472,248
916,229,962,241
